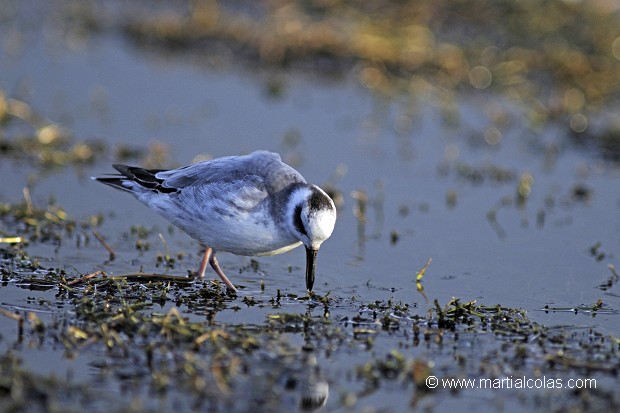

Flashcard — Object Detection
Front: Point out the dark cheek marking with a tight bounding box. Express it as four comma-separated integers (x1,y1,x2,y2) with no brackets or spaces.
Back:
293,205,307,236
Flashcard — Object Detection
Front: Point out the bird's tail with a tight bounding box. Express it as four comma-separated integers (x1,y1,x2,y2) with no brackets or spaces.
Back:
92,164,176,194
91,175,133,192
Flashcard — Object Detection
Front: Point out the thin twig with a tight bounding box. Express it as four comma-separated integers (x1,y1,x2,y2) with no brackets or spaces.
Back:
416,257,432,281
66,270,107,286
0,236,23,244
0,307,24,338
0,307,23,322
158,232,172,265
66,272,194,285
22,187,34,215
92,231,116,260
108,273,194,283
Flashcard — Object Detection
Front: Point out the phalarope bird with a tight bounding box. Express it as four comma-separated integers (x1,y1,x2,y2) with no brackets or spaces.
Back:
94,150,336,293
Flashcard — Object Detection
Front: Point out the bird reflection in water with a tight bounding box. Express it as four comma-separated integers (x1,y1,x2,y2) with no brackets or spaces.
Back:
291,349,329,411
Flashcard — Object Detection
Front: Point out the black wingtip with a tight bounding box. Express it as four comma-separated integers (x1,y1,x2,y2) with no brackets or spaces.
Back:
92,176,132,192
112,164,132,176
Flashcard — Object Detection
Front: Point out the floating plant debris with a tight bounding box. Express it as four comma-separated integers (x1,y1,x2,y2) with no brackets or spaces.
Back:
1,240,620,411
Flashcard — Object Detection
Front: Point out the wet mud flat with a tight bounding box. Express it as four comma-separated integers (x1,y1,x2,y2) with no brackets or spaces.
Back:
0,248,618,412
0,199,619,412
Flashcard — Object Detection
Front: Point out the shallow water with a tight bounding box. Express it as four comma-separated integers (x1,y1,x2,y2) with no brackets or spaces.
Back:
1,2,619,412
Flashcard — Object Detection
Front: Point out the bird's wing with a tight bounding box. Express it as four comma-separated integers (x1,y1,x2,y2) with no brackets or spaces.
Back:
155,150,305,193
172,174,269,219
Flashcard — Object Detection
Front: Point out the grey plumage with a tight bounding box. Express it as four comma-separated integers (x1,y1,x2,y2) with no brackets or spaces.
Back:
93,150,337,292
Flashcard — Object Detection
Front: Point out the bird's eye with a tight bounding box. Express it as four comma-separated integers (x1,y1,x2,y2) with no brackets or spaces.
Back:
293,205,308,236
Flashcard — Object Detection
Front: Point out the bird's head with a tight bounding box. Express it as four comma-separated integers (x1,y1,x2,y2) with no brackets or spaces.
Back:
287,185,336,291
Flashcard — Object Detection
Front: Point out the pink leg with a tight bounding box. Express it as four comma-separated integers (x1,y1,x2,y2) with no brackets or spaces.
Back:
197,246,212,278
210,255,238,292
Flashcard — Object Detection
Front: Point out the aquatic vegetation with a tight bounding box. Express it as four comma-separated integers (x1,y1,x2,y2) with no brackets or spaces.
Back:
0,188,104,246
0,86,172,172
0,89,105,168
2,239,619,411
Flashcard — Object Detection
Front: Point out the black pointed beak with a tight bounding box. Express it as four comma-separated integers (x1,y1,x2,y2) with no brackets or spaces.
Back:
305,247,318,292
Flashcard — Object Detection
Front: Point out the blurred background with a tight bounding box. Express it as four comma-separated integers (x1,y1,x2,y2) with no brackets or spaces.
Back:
1,1,620,412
